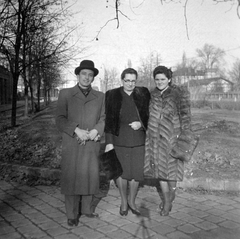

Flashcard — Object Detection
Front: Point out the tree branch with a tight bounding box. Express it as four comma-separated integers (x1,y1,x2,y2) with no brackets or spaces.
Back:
95,18,117,41
95,0,131,40
237,0,240,18
184,0,190,40
213,0,240,18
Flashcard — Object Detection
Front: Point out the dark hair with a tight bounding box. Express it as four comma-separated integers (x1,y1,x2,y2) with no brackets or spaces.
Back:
121,68,138,80
153,65,173,79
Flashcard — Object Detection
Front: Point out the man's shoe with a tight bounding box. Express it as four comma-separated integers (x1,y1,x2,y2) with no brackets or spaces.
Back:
82,212,99,218
67,218,79,226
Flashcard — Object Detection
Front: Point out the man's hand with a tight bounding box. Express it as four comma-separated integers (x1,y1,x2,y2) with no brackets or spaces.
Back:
88,129,98,140
93,134,101,142
74,127,89,141
129,121,142,130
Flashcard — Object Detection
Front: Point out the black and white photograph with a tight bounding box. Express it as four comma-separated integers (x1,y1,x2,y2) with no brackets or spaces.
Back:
0,1,240,239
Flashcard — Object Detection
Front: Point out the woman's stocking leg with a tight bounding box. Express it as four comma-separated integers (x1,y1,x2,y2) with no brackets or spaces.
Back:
128,179,139,210
159,181,172,216
158,188,164,211
116,177,128,210
168,180,177,203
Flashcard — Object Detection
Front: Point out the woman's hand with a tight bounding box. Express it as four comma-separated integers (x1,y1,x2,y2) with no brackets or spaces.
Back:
105,144,114,152
129,121,142,130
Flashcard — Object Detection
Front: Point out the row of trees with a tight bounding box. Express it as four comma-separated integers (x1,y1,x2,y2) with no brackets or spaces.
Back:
101,43,240,92
0,0,81,127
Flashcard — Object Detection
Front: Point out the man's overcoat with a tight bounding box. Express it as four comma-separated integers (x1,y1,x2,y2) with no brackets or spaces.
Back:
56,85,105,195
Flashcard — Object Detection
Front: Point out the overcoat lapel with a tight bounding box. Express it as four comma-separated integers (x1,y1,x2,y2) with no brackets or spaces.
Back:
85,90,98,103
70,85,97,103
71,85,84,100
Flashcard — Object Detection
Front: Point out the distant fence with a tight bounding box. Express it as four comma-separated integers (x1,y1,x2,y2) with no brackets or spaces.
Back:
191,99,240,111
192,92,240,102
205,92,240,102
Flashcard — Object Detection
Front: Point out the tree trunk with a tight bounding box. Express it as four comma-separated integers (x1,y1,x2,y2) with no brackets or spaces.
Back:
37,80,41,111
44,85,47,106
47,89,51,104
29,86,34,113
24,84,29,117
11,76,18,127
36,64,41,112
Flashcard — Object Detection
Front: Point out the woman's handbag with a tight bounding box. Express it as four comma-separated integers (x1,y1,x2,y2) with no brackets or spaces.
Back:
170,131,199,162
100,149,123,180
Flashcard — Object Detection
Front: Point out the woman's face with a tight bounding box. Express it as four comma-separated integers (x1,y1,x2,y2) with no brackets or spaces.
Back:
154,73,170,91
122,73,137,94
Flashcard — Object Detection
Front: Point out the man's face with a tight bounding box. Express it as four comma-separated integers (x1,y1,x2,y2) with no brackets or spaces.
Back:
122,73,137,93
77,69,94,88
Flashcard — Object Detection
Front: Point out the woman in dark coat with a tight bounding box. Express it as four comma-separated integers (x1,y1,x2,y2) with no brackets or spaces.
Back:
144,65,192,216
105,68,150,216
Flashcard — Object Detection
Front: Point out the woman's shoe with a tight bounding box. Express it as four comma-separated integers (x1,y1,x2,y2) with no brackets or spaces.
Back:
119,206,128,216
159,202,163,211
128,204,141,216
159,202,172,212
160,204,172,216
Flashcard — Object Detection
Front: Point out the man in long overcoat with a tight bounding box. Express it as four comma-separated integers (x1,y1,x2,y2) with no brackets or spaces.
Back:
55,60,105,226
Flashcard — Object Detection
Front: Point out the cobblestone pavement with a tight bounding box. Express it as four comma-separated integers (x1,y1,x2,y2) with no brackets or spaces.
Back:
0,180,240,239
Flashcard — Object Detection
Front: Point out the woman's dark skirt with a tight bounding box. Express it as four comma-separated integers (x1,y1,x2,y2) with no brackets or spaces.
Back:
114,145,145,181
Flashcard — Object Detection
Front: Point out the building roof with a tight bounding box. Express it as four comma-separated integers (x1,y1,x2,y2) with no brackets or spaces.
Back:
173,68,205,77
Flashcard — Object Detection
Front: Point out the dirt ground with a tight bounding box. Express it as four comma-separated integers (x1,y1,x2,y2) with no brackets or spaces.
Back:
186,108,240,181
1,103,240,182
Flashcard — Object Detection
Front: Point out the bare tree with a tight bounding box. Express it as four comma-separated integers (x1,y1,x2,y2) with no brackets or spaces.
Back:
105,67,120,91
138,52,161,89
41,56,61,105
174,52,195,86
229,58,240,89
196,43,225,76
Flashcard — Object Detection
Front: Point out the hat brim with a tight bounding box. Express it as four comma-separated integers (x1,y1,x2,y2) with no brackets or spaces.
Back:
74,67,99,76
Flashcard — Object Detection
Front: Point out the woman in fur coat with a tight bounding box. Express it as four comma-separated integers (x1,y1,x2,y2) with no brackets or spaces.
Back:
144,65,192,216
105,68,150,216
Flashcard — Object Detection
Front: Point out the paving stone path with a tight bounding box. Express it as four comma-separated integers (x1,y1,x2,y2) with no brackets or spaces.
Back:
0,180,240,239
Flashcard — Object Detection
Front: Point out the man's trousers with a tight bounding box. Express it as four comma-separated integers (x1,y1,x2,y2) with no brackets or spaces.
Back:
65,195,93,219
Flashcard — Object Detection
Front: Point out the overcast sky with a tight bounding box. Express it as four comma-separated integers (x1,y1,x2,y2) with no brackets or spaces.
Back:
66,0,240,82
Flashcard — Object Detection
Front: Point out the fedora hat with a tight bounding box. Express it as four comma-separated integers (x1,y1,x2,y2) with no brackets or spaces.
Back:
74,60,99,76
